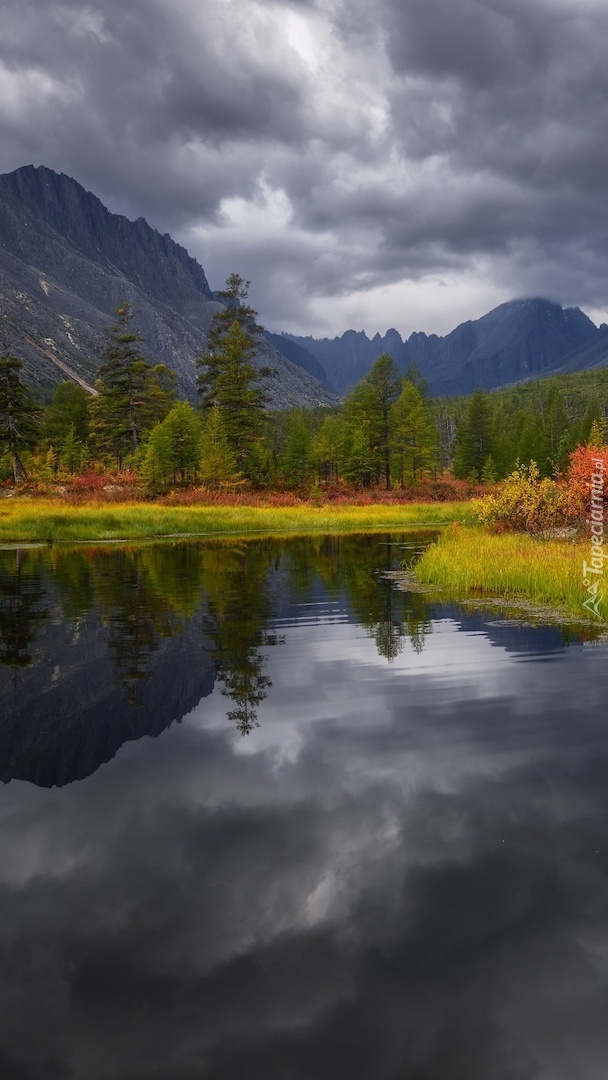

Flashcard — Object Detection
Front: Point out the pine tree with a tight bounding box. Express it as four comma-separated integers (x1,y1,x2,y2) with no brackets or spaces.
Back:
197,275,269,478
200,405,239,489
364,353,403,489
0,351,39,483
44,381,89,450
452,388,494,482
198,317,268,476
89,304,175,468
391,381,437,485
280,410,313,488
312,414,344,482
141,403,203,491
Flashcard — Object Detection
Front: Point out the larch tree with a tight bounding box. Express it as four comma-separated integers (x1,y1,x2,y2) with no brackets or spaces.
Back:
363,353,403,489
452,388,494,482
197,274,270,478
89,304,175,468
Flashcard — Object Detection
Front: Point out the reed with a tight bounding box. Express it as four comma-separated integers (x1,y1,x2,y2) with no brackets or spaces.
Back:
0,498,470,543
414,525,591,618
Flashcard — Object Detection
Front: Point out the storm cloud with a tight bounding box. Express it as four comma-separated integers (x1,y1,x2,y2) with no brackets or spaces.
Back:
1,0,608,336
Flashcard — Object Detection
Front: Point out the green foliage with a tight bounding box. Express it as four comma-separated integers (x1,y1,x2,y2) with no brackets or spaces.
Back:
0,350,40,483
197,275,269,479
60,425,87,475
312,414,344,482
391,381,437,485
199,404,239,489
89,304,175,468
363,353,403,488
141,402,203,492
452,388,494,482
44,381,89,452
471,462,567,532
280,409,313,488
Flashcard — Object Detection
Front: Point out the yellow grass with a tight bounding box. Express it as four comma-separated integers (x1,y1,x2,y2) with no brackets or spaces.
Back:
0,498,470,544
414,525,599,620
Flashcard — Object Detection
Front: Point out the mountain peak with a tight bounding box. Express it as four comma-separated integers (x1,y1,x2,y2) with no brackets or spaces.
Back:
0,164,335,407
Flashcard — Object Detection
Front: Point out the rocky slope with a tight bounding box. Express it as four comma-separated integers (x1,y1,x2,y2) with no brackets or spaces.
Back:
288,299,602,396
0,165,336,408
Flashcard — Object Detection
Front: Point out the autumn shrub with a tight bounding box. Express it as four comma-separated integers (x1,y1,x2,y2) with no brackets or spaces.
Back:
61,470,143,504
472,462,568,533
559,444,608,528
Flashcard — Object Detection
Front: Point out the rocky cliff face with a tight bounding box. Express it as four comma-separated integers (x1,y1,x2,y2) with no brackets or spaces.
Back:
0,165,336,408
288,299,602,396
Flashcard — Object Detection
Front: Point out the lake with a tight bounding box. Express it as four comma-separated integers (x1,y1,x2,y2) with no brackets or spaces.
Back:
0,533,607,1079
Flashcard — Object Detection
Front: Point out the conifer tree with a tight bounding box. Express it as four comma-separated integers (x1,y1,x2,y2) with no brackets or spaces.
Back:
90,304,175,468
280,410,313,488
199,404,239,489
452,388,494,482
364,353,403,489
313,414,344,482
197,275,270,478
391,381,437,485
0,350,39,483
142,403,202,491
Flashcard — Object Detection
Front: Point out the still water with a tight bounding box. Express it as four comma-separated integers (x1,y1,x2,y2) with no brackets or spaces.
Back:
1,533,607,1079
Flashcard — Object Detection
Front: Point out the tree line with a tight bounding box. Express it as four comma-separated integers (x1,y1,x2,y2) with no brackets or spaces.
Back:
1,274,606,490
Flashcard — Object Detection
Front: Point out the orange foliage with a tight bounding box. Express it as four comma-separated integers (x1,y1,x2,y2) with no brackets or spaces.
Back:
559,444,608,527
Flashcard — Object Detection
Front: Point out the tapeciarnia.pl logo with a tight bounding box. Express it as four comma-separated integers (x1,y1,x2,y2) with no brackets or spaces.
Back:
582,458,606,619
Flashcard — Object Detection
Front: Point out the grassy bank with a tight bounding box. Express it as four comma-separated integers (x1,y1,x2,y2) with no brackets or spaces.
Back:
0,498,470,543
413,525,595,620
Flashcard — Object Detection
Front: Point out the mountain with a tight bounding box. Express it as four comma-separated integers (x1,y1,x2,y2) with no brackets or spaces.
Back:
263,330,333,391
0,165,336,408
287,299,601,396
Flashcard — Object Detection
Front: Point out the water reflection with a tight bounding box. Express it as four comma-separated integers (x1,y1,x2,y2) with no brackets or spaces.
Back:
0,535,607,1078
0,534,441,782
0,550,50,668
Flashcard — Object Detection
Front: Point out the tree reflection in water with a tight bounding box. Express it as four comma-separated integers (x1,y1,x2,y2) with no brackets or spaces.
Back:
0,533,436,731
0,550,50,668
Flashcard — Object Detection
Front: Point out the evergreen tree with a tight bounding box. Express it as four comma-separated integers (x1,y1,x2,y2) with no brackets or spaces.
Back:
452,388,494,482
198,313,268,476
142,402,203,491
313,414,344,482
205,272,262,349
89,304,175,468
44,381,89,453
197,275,271,479
391,381,437,485
280,410,313,488
364,353,403,489
0,350,39,483
199,404,239,489
540,384,569,474
60,424,86,474
341,422,375,487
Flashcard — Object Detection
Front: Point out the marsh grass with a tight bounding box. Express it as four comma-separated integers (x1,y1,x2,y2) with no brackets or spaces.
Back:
414,525,591,619
0,499,470,543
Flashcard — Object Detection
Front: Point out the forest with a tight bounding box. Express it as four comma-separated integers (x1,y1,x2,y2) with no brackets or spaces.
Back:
1,274,607,497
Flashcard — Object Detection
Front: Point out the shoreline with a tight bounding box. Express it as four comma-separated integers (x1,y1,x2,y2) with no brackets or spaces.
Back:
0,498,469,544
410,525,602,625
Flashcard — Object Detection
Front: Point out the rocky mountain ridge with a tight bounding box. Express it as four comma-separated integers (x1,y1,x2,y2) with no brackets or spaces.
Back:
0,164,336,408
286,298,606,396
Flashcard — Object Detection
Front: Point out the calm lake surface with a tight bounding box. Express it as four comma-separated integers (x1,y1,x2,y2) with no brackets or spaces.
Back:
1,532,608,1080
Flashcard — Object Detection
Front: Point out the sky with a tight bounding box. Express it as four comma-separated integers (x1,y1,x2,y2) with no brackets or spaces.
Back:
2,0,608,339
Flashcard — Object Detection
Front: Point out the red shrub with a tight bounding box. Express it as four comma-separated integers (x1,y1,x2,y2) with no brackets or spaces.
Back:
559,445,608,527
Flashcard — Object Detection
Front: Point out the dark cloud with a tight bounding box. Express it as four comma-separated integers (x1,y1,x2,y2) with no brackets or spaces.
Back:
1,0,608,334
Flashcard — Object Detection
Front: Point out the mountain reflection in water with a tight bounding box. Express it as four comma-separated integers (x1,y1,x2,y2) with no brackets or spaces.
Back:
0,534,607,1080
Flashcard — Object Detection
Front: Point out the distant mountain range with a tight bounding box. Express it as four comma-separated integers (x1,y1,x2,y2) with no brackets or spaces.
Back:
1,164,608,404
286,298,608,396
0,165,335,408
